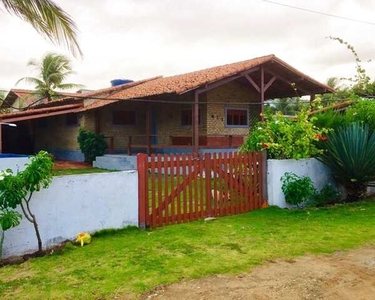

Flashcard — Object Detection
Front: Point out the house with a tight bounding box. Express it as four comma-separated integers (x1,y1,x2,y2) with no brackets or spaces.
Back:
0,54,333,161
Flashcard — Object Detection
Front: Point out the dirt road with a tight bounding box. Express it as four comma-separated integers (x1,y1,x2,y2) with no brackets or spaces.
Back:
141,247,375,300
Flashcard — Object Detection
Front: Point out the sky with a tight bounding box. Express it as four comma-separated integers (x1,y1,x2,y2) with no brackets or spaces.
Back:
1,0,375,92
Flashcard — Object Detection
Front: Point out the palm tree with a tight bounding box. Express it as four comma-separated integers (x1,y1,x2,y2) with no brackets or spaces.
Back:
17,52,83,101
1,0,82,57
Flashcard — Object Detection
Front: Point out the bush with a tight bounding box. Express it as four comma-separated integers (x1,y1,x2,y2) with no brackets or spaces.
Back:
310,184,341,207
345,100,375,132
241,109,328,159
313,109,349,131
318,122,375,201
77,128,107,163
281,172,316,208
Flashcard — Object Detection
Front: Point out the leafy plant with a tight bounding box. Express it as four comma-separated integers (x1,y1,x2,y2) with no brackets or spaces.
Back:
0,209,21,258
241,109,327,159
345,100,375,132
0,151,53,253
313,109,349,131
281,172,316,208
77,128,107,163
310,184,341,207
17,52,83,101
318,122,375,201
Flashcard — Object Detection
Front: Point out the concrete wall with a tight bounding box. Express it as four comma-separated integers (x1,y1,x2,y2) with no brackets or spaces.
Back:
0,156,30,173
267,158,331,208
2,171,138,258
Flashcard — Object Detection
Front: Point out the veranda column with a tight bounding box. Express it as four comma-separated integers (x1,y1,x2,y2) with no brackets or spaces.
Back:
193,91,199,153
260,66,265,121
146,102,151,155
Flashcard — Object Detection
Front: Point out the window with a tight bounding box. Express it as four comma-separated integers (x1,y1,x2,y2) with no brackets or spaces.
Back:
112,110,137,126
37,118,48,128
66,114,79,126
225,108,248,127
181,109,202,126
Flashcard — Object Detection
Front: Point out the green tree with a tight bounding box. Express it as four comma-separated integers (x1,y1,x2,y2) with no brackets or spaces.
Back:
0,151,53,252
1,0,82,57
17,52,83,101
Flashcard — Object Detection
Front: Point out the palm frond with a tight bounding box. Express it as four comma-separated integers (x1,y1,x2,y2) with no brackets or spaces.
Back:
1,0,82,57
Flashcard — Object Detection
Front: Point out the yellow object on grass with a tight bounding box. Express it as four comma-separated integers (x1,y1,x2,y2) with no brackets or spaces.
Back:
75,232,92,247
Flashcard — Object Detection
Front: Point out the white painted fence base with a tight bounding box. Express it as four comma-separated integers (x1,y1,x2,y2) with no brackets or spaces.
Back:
267,158,331,208
2,171,138,258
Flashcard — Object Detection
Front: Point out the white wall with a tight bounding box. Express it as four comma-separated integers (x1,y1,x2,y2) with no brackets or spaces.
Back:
2,171,138,258
0,157,30,173
267,158,331,208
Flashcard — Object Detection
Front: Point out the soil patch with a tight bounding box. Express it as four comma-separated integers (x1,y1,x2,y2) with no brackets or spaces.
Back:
141,247,375,300
53,160,91,169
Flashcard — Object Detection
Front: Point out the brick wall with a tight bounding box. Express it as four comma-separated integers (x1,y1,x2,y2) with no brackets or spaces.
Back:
34,114,81,152
206,81,260,135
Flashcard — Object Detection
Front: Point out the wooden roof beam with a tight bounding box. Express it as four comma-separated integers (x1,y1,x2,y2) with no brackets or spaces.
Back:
3,108,81,123
264,68,313,95
196,67,260,95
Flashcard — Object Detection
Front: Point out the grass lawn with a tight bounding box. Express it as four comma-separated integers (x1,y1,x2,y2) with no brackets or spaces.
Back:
1,200,375,299
52,168,116,176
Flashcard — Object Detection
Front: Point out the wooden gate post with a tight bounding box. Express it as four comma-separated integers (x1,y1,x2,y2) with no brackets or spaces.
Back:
137,153,148,229
260,150,268,206
204,153,212,217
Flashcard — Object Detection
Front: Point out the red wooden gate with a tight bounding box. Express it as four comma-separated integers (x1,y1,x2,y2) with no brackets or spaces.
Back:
137,151,267,228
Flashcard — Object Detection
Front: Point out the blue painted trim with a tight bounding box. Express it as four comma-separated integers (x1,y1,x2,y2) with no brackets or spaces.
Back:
50,149,85,162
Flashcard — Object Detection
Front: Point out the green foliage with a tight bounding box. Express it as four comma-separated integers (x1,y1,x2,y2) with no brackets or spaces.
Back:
77,128,107,163
310,184,341,207
345,100,375,132
0,151,53,252
318,122,375,201
2,0,82,57
0,209,22,257
241,109,327,159
313,109,349,131
265,97,307,115
17,52,83,101
281,172,316,208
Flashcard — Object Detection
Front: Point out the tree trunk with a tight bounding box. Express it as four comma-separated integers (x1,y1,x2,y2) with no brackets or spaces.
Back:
31,217,42,252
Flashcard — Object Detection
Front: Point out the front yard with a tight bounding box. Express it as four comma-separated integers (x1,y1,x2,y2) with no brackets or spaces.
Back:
1,200,375,299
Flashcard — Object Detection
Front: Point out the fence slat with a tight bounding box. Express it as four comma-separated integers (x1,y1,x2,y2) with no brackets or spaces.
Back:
205,153,212,217
176,154,182,224
163,154,169,225
188,153,194,221
181,154,187,222
170,153,176,224
193,153,199,220
199,153,205,219
157,154,163,226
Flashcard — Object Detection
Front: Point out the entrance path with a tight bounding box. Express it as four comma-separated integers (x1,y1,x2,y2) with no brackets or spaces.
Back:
141,247,375,300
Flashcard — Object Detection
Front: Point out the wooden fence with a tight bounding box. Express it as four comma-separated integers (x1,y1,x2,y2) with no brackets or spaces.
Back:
137,151,267,228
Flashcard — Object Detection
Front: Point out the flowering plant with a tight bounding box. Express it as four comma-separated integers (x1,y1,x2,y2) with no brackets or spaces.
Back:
75,232,92,247
241,109,328,160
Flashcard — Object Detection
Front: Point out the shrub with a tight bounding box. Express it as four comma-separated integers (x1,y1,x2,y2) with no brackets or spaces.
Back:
77,128,107,163
310,184,341,207
241,109,327,159
345,100,375,132
281,172,316,208
318,122,375,201
313,109,349,131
